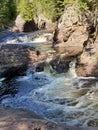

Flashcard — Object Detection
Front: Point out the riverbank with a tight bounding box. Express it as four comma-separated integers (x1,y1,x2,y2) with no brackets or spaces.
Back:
0,104,98,130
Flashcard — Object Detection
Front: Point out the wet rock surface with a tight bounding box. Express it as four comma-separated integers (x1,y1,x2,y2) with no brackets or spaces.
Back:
0,79,17,98
0,44,47,78
49,55,74,73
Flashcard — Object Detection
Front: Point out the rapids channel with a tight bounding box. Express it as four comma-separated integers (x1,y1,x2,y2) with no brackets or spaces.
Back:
1,32,98,127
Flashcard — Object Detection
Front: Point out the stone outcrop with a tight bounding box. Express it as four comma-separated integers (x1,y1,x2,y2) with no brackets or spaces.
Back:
53,4,88,57
34,14,56,32
75,12,98,77
52,4,98,77
0,44,47,78
76,40,98,77
15,15,38,32
14,14,56,33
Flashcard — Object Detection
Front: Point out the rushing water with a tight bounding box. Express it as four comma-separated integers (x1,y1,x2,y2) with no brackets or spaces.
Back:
1,32,98,127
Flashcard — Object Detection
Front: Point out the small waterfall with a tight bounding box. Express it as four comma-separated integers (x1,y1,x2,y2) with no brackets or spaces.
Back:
44,62,57,75
16,67,35,82
66,59,77,78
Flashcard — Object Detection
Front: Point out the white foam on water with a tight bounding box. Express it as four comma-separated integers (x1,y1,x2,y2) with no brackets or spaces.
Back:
0,78,5,82
1,32,98,126
32,36,47,43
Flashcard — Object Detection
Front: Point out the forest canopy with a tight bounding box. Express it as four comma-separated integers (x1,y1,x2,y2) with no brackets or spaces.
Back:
0,0,97,30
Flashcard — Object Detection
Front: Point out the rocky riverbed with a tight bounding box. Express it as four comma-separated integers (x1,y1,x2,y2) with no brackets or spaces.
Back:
1,3,98,129
0,30,98,130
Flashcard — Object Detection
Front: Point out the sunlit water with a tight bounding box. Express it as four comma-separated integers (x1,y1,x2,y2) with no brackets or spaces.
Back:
1,33,98,127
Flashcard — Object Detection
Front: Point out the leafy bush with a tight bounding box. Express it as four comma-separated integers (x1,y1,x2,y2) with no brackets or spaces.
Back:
0,0,17,29
0,0,97,30
17,0,35,21
17,0,59,21
17,0,98,22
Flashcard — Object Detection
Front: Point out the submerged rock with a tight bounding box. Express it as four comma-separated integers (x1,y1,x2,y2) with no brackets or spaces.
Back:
0,44,47,79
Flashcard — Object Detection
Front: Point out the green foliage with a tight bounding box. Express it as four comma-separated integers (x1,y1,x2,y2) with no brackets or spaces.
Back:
17,0,59,21
17,0,98,22
0,0,98,30
63,0,96,12
17,0,35,21
0,0,17,29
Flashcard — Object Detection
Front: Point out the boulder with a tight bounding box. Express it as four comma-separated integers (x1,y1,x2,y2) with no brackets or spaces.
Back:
76,40,98,77
15,15,38,32
53,4,88,56
34,14,56,32
75,11,98,77
0,44,47,78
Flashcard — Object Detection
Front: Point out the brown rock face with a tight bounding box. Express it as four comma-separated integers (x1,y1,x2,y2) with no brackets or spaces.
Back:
75,10,98,77
15,14,56,33
15,15,38,32
0,44,47,78
34,14,56,32
76,41,98,77
53,4,88,56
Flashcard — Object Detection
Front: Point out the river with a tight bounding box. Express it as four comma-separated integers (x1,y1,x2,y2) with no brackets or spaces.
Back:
0,32,98,127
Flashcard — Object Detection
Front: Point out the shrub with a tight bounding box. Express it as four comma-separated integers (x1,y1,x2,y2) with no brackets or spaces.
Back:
17,0,98,22
0,0,17,29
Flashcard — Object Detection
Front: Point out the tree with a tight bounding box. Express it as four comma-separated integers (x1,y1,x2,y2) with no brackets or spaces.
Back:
0,0,16,29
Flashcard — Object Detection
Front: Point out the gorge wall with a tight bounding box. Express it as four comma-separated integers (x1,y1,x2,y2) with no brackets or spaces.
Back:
52,4,98,77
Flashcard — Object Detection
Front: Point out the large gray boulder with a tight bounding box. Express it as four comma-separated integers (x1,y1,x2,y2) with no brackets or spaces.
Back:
0,44,47,78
